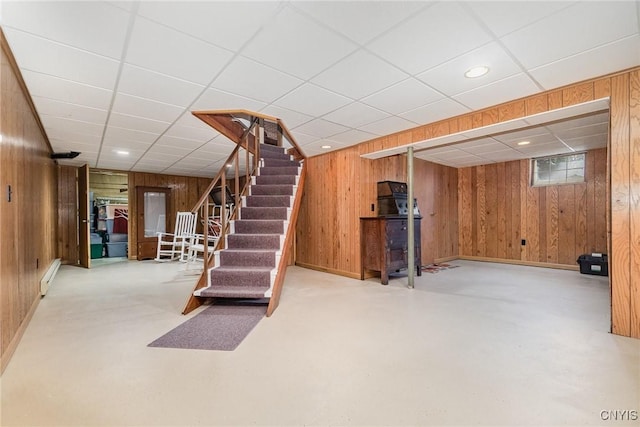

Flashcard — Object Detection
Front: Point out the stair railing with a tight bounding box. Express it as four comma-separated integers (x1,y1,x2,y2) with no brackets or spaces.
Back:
181,110,307,315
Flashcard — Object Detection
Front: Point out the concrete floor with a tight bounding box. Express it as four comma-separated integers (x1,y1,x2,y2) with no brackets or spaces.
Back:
1,260,638,426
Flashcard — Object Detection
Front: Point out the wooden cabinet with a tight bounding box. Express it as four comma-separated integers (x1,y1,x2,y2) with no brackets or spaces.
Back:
360,217,422,285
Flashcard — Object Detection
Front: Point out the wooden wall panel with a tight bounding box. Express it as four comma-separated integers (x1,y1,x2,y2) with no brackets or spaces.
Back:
630,69,640,338
127,172,212,259
297,146,457,278
456,149,607,268
1,34,57,372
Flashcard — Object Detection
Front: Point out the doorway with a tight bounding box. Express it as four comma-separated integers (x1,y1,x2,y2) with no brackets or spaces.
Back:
88,169,129,267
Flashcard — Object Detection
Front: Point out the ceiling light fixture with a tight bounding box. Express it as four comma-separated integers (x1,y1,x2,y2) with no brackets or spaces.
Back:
517,141,531,146
115,150,129,155
321,145,331,149
226,163,232,167
464,65,490,78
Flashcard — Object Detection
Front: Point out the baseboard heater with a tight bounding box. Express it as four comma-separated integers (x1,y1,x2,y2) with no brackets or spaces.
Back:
40,258,61,296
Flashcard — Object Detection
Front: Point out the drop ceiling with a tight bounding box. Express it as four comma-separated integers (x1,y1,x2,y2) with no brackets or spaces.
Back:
1,1,638,176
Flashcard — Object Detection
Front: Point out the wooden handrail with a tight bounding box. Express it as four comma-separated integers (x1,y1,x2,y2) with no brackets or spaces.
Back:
182,110,307,315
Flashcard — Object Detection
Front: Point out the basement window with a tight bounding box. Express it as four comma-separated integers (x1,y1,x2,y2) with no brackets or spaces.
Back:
531,153,586,187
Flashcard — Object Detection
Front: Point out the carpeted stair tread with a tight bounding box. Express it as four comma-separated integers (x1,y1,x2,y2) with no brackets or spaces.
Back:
241,207,288,220
198,286,269,299
255,175,297,185
250,185,294,196
259,166,300,176
262,158,299,167
226,234,281,249
219,250,277,267
209,268,272,287
234,220,284,234
245,195,291,207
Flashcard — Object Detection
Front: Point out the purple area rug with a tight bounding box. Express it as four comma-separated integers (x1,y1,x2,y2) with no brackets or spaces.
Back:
148,304,265,351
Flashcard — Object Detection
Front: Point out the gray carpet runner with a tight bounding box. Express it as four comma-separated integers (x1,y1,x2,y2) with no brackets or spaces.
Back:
196,143,300,299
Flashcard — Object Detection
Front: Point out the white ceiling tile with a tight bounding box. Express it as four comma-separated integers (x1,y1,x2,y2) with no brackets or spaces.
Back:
242,6,357,80
212,56,303,103
117,64,204,107
552,123,609,141
137,1,280,52
467,1,574,38
293,1,426,45
564,135,608,152
501,133,560,148
259,105,313,129
323,102,390,128
479,151,524,162
292,119,349,139
453,73,540,111
164,124,216,143
111,93,184,123
529,35,640,91
103,126,160,144
196,141,235,155
138,152,182,162
40,116,104,138
361,79,442,115
274,84,352,117
312,50,408,100
126,16,233,85
492,127,550,144
359,116,416,137
400,98,471,126
502,1,638,69
291,132,321,147
3,29,120,90
34,97,108,124
49,138,99,155
417,42,522,96
21,70,113,110
154,135,204,151
455,139,507,154
1,1,130,58
367,2,492,75
101,147,147,159
47,128,102,147
191,88,267,112
328,129,378,145
108,113,170,134
102,138,152,151
429,149,477,161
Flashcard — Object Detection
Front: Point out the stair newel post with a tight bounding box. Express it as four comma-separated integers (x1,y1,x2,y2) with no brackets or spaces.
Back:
221,169,226,235
203,195,209,272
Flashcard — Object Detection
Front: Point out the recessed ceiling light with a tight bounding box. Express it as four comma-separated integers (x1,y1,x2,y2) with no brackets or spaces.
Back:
115,150,129,155
517,141,531,146
464,65,490,78
226,163,232,167
321,145,331,149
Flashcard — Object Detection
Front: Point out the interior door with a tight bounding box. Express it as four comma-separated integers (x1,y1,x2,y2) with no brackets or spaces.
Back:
78,164,91,268
136,186,170,260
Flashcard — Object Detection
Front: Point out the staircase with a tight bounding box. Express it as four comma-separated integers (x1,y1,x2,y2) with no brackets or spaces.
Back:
180,110,306,317
194,143,302,300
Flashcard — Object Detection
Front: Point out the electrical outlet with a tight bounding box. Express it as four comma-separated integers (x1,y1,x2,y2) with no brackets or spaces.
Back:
521,239,526,246
371,203,375,212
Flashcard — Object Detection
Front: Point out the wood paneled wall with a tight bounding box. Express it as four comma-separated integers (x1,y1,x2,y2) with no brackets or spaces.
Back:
353,67,639,339
296,146,458,278
458,149,607,265
128,172,213,259
1,31,58,373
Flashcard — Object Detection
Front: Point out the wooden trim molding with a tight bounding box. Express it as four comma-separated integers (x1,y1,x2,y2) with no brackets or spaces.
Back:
456,256,580,271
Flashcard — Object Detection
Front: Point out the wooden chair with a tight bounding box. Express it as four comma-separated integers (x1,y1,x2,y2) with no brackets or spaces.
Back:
155,211,197,262
184,218,222,272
